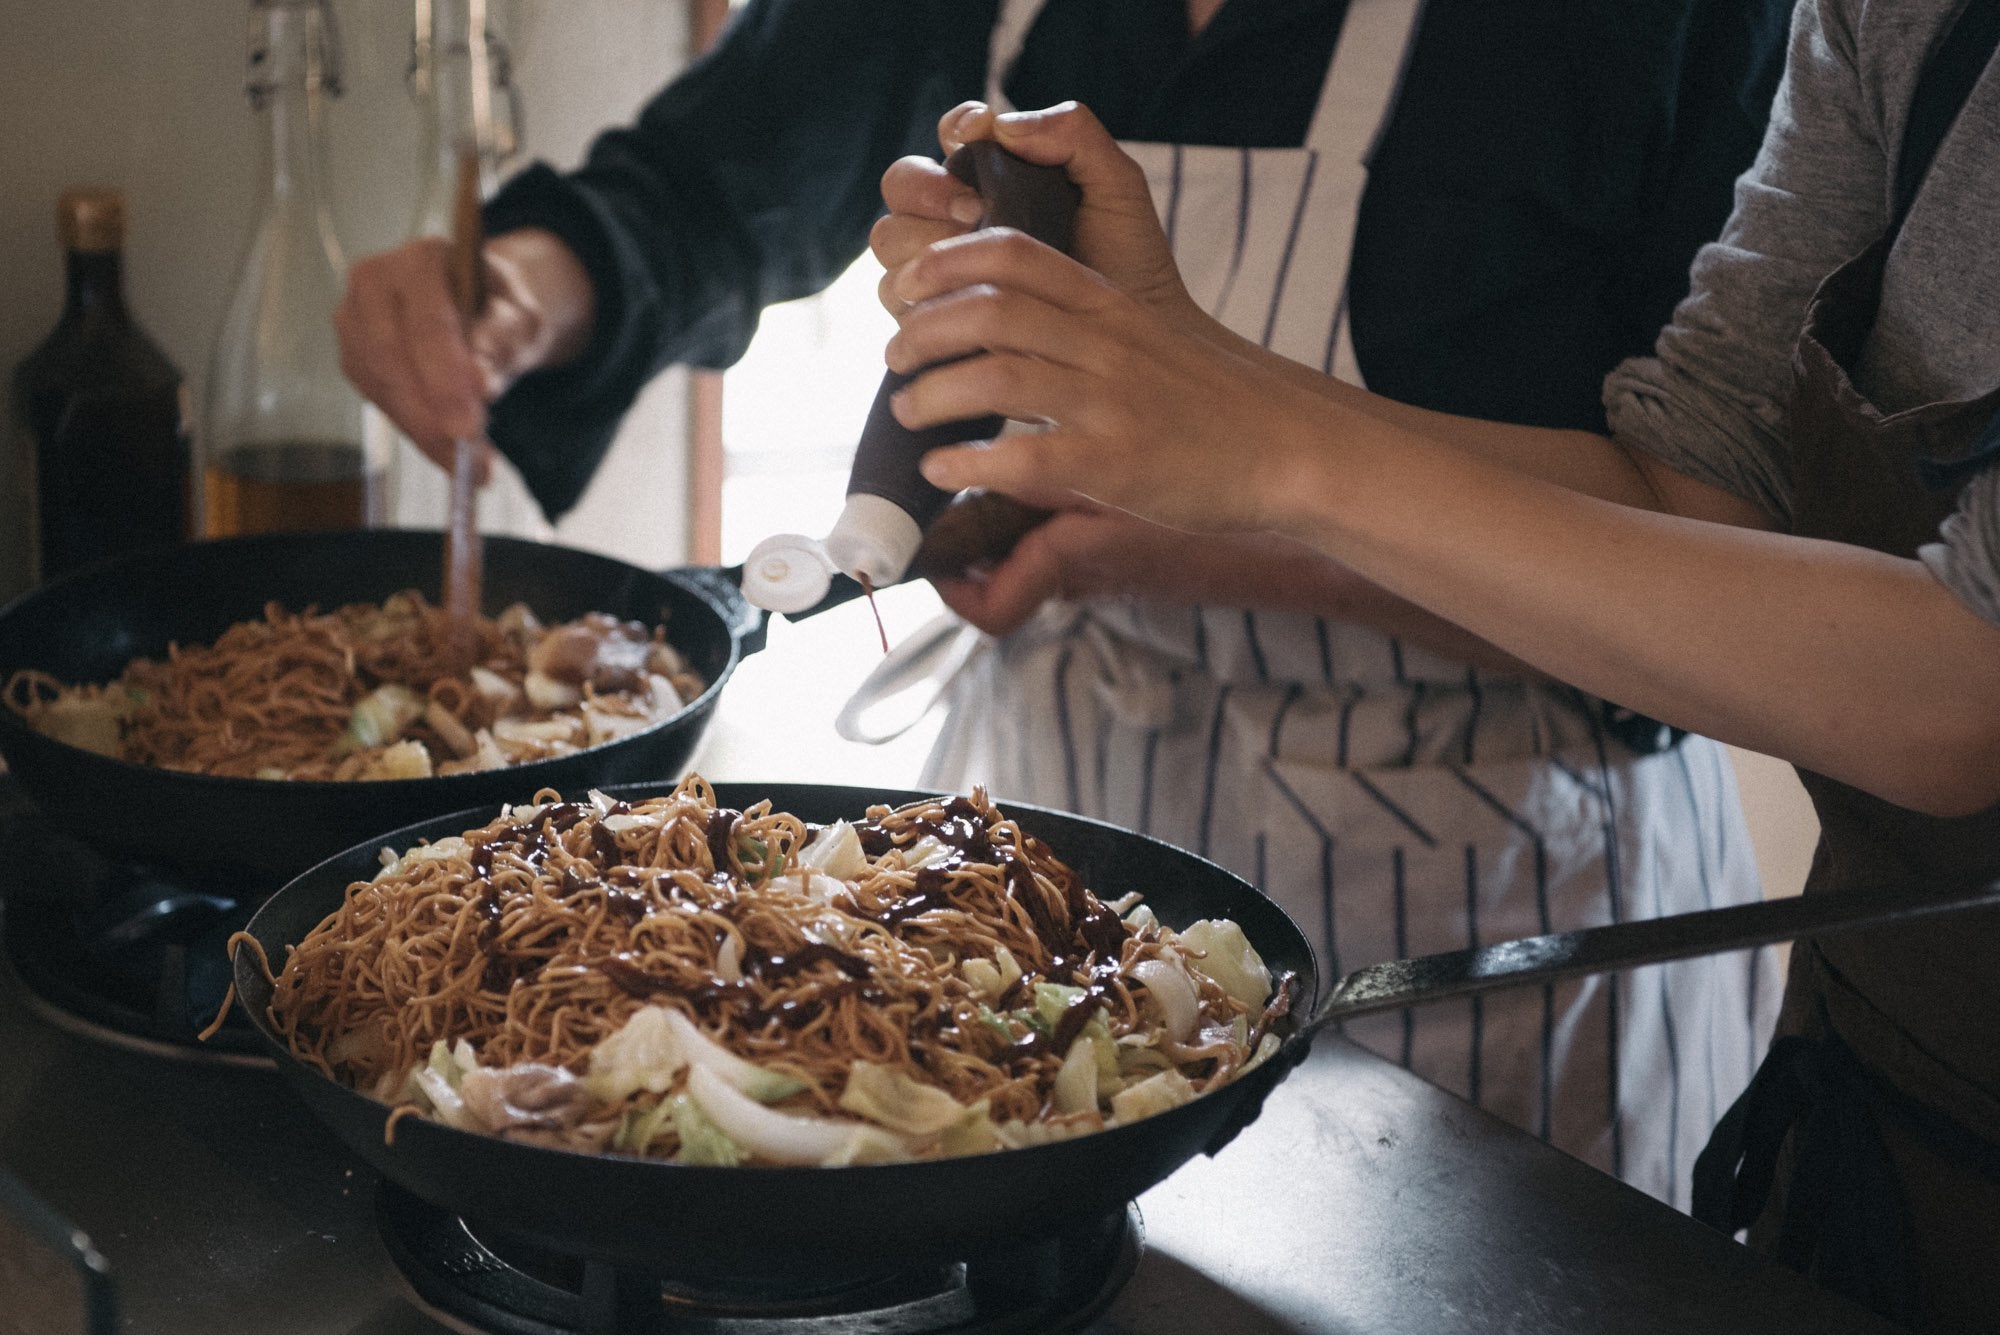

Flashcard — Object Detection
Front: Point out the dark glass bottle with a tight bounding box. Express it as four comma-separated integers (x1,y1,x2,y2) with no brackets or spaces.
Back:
13,189,193,582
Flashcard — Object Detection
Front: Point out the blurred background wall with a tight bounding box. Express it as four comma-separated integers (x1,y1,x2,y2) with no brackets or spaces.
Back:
0,0,694,598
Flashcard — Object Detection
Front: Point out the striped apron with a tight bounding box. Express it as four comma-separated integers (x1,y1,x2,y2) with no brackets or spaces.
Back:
906,0,1781,1209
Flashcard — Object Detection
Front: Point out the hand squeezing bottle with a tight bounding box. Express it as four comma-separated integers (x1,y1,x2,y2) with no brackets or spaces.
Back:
740,142,1080,614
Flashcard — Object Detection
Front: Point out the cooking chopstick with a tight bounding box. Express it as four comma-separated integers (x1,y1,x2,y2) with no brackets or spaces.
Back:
443,143,486,641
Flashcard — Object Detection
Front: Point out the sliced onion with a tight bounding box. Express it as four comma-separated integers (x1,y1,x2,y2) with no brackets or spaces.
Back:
685,1066,910,1166
1131,955,1199,1044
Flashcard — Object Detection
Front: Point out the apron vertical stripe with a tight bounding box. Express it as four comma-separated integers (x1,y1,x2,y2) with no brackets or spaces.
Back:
1585,710,1627,1180
1336,685,1360,767
1314,618,1334,685
1401,679,1426,766
1465,843,1483,1105
1320,834,1339,978
1196,683,1235,857
1393,846,1413,1066
1164,143,1185,249
1463,667,1484,766
1053,642,1080,812
1244,610,1271,682
1259,152,1319,348
1449,764,1557,1138
1212,148,1255,319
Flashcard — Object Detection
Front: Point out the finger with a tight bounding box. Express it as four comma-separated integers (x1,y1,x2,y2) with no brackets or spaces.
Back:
936,101,998,154
879,155,983,227
869,214,968,280
987,101,1153,209
893,227,1119,313
394,283,487,442
467,299,540,398
887,283,1122,379
920,431,1085,499
960,525,1067,634
335,259,417,415
893,348,1101,433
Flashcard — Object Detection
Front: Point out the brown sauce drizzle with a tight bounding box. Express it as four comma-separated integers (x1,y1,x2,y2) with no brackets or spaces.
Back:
858,573,889,655
705,808,740,872
588,819,623,867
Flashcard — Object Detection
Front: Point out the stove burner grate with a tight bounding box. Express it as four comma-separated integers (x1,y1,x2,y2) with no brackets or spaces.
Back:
377,1180,1140,1335
0,787,268,1066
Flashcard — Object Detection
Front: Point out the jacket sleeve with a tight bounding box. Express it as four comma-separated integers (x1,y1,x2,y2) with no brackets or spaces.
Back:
1603,0,1883,525
480,0,995,522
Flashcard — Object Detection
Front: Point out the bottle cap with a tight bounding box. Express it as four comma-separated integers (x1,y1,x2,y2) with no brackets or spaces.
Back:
823,493,924,589
58,189,124,254
741,533,835,614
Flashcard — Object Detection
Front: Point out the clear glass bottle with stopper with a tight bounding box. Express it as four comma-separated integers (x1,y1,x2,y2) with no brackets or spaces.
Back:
383,0,543,535
202,0,384,537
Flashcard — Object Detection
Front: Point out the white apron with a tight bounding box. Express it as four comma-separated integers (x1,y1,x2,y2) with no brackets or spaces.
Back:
904,0,1778,1209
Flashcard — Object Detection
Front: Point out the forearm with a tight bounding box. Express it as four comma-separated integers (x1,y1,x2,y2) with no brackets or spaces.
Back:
1273,408,2000,814
1203,320,1674,509
1170,531,1544,676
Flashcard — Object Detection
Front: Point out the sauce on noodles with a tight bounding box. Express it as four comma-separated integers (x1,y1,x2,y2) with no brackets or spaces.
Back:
229,777,1294,1165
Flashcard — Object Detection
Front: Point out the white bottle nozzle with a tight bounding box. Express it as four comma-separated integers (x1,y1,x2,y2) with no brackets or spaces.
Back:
741,533,836,614
822,493,924,589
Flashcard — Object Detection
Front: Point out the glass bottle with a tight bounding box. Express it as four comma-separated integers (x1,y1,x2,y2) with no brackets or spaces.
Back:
12,189,193,583
202,0,385,537
385,0,547,536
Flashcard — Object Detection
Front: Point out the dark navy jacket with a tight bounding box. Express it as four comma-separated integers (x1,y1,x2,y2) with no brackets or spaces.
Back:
483,0,1789,521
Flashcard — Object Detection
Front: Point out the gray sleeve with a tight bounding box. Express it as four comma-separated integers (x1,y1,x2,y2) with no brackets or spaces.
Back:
1600,0,1886,527
1921,467,2000,627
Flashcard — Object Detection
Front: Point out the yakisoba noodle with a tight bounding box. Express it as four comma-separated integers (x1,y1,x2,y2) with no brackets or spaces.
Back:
3,592,702,781
234,776,1296,1165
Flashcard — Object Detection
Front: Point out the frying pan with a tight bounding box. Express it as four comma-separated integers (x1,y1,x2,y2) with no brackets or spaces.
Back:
231,780,2000,1280
0,530,776,891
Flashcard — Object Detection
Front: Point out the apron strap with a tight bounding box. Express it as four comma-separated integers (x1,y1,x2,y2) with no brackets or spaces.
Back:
1691,1030,1919,1328
1889,0,2000,492
1891,0,2000,240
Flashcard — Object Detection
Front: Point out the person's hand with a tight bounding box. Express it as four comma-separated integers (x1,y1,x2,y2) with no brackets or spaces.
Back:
887,228,1327,535
334,227,595,479
873,101,1197,326
936,506,1324,636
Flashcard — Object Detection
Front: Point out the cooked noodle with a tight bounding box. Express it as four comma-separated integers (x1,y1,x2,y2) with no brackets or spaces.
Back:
3,592,703,780
234,777,1295,1164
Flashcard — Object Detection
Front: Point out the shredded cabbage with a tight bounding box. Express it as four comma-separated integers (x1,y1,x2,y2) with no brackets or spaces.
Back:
839,1062,968,1136
798,820,868,880
684,1066,909,1166
1178,919,1273,1010
668,1093,744,1166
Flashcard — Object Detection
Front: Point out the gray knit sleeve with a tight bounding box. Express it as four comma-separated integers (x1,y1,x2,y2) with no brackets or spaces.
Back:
1601,0,1884,528
1922,467,2000,627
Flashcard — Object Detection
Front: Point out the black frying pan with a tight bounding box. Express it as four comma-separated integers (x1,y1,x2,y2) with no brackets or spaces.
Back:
231,780,2000,1280
0,531,779,891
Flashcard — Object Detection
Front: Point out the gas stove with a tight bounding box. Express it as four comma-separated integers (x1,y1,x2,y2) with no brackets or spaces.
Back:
0,780,266,1064
0,775,1898,1334
379,1184,1138,1335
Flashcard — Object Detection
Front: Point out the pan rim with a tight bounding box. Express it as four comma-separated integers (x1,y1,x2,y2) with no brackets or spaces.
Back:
232,779,1320,1183
0,531,742,796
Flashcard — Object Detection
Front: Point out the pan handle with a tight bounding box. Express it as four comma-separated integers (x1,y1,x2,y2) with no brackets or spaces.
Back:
1200,881,2000,1160
1296,878,2000,1044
